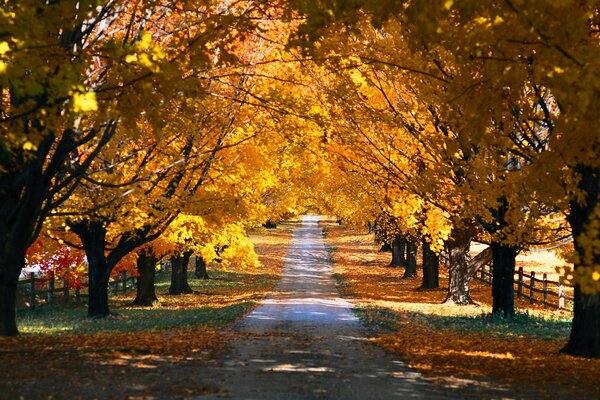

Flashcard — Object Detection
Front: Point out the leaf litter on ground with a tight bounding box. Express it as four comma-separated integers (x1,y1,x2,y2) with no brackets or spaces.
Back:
323,223,600,399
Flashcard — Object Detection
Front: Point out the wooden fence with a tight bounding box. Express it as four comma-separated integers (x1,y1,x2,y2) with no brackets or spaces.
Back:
474,264,574,310
16,271,136,311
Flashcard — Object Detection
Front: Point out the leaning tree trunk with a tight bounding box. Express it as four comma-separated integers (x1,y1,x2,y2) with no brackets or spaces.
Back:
389,235,406,267
491,242,518,317
561,164,600,358
195,256,210,280
0,252,24,336
421,240,439,289
403,239,418,278
132,248,159,306
169,251,193,295
443,226,474,305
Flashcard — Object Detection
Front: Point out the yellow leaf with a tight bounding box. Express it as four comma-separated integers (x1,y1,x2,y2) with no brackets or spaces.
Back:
22,141,37,151
125,54,138,63
71,91,98,113
0,41,9,55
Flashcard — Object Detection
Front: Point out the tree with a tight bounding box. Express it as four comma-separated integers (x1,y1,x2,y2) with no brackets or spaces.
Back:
0,1,164,335
287,1,600,354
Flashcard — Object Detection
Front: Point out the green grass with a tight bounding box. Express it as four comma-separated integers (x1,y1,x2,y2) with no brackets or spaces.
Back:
424,311,572,341
354,306,403,331
353,305,571,341
15,269,274,336
17,302,252,335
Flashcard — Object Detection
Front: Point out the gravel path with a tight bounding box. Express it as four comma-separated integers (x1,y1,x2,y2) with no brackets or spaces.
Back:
203,215,452,399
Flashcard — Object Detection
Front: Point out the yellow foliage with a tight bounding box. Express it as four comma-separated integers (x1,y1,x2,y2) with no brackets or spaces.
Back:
70,90,98,113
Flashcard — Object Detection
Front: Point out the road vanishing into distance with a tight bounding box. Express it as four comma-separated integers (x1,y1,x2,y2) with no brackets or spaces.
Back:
203,215,511,399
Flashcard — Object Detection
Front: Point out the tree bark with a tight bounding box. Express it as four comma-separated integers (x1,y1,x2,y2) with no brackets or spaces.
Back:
69,220,112,317
491,242,518,317
389,235,406,267
195,256,210,280
0,254,23,336
132,248,159,306
466,247,493,278
0,136,58,335
421,240,439,289
443,226,474,305
561,164,600,358
403,239,418,278
169,251,193,295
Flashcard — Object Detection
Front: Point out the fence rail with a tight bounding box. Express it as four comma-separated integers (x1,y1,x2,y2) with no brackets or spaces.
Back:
474,264,573,310
16,271,136,311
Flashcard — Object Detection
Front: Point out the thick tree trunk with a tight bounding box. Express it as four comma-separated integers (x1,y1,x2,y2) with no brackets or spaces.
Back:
195,256,210,280
562,165,600,358
0,254,23,336
389,235,406,267
379,242,392,252
169,251,193,295
443,226,474,305
403,239,418,278
421,240,439,289
88,260,111,317
132,248,159,306
491,242,518,317
69,219,113,318
562,288,600,358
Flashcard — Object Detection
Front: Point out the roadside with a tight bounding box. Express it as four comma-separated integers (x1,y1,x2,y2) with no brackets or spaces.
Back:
323,221,600,399
0,223,293,399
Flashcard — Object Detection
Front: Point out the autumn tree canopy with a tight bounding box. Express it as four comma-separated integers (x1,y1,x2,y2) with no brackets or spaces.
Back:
2,0,600,358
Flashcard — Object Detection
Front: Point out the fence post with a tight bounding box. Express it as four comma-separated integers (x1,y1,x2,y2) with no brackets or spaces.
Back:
517,267,523,298
480,265,484,280
75,286,81,304
29,272,36,309
121,271,127,292
47,271,55,304
543,273,548,304
558,284,565,309
529,271,535,304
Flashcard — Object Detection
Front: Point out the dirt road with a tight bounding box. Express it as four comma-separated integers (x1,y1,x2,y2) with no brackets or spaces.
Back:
203,215,449,399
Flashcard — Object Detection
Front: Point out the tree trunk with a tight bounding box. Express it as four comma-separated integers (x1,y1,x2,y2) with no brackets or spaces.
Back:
169,251,193,295
263,220,277,229
70,220,112,317
379,242,392,252
491,242,518,317
403,239,418,278
443,226,474,305
389,235,406,267
87,258,111,317
561,164,600,357
0,254,23,336
132,248,159,306
421,240,439,289
467,247,493,278
195,256,210,280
